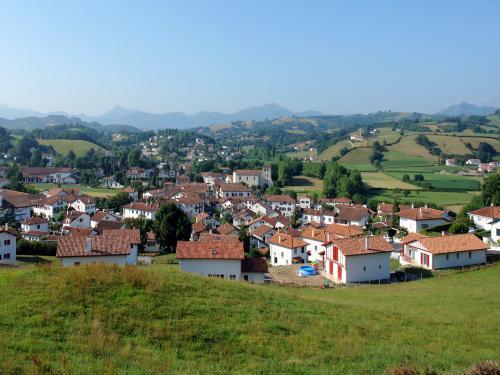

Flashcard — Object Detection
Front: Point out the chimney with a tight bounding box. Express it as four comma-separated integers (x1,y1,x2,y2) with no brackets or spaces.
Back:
424,204,428,209
4,223,8,231
441,231,445,237
279,234,282,243
85,237,92,253
411,203,414,209
364,236,368,250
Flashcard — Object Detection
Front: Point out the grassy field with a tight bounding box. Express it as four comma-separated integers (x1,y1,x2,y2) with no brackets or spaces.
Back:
385,172,482,191
318,140,353,160
426,135,469,154
0,263,499,373
28,183,121,198
386,135,435,160
284,175,323,194
361,172,417,190
367,189,479,207
339,148,378,171
462,136,500,151
37,139,106,157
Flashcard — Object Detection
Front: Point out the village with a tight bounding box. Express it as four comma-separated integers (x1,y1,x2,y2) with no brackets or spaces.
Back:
1,164,498,287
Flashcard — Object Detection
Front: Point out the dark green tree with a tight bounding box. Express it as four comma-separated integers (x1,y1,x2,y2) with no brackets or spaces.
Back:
153,203,192,252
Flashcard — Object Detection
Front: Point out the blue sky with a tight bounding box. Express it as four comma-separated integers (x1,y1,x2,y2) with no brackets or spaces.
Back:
0,0,499,115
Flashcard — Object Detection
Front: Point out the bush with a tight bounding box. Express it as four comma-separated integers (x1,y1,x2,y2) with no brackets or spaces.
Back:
17,239,57,256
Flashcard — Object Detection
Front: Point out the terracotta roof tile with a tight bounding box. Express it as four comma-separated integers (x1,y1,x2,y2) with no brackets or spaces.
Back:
398,207,446,221
268,232,308,249
324,223,364,238
103,229,141,244
469,206,500,219
176,240,244,259
332,236,393,256
416,233,488,254
57,236,131,258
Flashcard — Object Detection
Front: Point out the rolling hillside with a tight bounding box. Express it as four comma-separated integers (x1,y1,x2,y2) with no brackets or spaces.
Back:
37,139,106,157
0,263,498,373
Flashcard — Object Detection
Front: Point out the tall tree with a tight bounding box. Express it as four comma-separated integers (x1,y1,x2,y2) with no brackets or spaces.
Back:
153,203,192,252
481,173,499,206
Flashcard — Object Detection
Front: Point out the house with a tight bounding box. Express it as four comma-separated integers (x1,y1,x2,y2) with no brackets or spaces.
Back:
101,176,123,189
331,197,353,207
400,233,488,270
216,223,238,236
175,195,204,217
298,196,311,209
176,237,245,280
268,232,309,266
445,159,457,166
90,211,120,228
232,209,256,227
248,216,277,232
102,229,141,264
241,257,268,283
63,211,91,229
56,234,139,267
191,222,207,241
398,206,449,233
20,216,49,241
232,165,273,189
145,231,159,252
126,167,154,180
0,225,18,263
194,212,220,229
122,201,160,220
70,196,96,215
478,163,495,173
336,206,371,227
468,206,500,231
216,183,251,199
324,223,364,238
300,227,328,262
302,209,323,225
465,159,481,166
322,210,336,225
263,195,296,216
377,202,411,219
250,225,276,249
21,167,79,184
323,236,393,284
200,172,224,186
32,195,66,220
250,201,273,216
0,189,32,221
122,187,139,202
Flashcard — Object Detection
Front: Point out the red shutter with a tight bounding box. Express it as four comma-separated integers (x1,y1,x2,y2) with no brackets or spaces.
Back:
337,265,342,281
420,253,423,264
329,261,333,275
333,246,338,261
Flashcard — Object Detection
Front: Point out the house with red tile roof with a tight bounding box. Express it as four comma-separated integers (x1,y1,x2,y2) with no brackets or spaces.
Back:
90,211,120,228
398,206,449,233
468,206,500,231
268,232,309,266
300,227,329,262
400,233,488,270
56,233,139,267
323,236,393,284
0,225,19,263
250,225,276,250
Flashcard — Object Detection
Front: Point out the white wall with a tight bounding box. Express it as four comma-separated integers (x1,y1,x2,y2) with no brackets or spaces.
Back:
432,250,486,269
399,217,447,233
241,272,265,283
492,221,500,243
344,252,391,283
123,208,156,221
179,258,241,279
60,255,128,267
469,214,493,231
270,243,307,266
302,238,325,262
0,232,16,262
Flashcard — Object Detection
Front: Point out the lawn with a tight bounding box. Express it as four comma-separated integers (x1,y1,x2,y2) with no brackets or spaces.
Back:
339,148,378,171
318,140,353,160
385,135,435,160
461,136,500,151
426,135,469,154
284,175,323,194
28,183,121,198
37,139,106,157
385,172,482,191
0,263,498,373
381,150,437,172
361,172,417,190
367,189,479,208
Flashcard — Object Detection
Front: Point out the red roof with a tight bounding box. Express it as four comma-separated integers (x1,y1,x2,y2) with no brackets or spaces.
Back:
415,233,488,254
398,207,445,221
268,232,308,249
176,240,244,260
103,229,141,244
331,236,393,256
469,206,500,219
57,236,131,258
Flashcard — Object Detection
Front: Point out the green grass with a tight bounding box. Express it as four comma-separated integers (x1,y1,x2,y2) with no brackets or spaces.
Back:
361,172,418,189
385,172,482,191
367,189,479,208
0,263,499,373
284,175,323,194
37,139,106,157
28,183,121,198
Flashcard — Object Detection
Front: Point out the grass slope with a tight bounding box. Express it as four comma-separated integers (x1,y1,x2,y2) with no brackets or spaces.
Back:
28,183,120,198
38,139,106,157
361,172,417,189
0,264,499,373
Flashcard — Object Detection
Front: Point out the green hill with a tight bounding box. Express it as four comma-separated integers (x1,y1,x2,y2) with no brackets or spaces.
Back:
0,263,499,373
37,139,106,157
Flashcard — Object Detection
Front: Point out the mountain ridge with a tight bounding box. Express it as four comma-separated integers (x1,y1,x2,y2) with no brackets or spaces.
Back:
437,102,497,116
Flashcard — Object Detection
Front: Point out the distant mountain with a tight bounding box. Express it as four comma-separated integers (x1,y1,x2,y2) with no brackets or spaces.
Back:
0,102,323,130
438,102,497,116
0,115,141,133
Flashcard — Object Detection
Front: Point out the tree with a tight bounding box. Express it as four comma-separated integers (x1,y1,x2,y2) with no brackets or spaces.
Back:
402,174,410,183
153,203,192,252
414,174,424,182
123,217,154,245
481,173,499,206
448,220,469,234
193,174,204,183
238,226,250,253
290,208,301,228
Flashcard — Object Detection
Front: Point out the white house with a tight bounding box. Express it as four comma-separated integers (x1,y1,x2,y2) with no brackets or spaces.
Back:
32,196,66,220
398,206,449,233
400,233,488,270
216,183,251,199
335,206,371,227
1,189,32,221
122,201,160,221
268,232,309,266
21,167,79,184
21,216,49,241
90,211,120,228
63,211,91,229
56,234,138,267
0,225,18,263
300,227,328,262
232,166,273,189
176,237,244,280
70,196,97,215
250,225,276,249
323,236,393,284
241,257,268,283
102,229,140,265
465,159,481,166
302,209,323,225
468,206,500,231
263,195,296,216
298,196,311,209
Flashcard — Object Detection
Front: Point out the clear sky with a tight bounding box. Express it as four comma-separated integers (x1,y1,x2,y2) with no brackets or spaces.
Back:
1,0,499,115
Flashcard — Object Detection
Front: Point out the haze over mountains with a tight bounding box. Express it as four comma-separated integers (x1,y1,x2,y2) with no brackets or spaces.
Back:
0,102,497,131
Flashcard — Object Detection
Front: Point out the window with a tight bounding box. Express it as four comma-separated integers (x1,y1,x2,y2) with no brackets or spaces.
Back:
363,266,366,271
230,275,236,280
469,252,472,259
446,254,449,260
456,253,459,259
379,264,381,269
74,262,80,266
4,240,10,246
244,275,249,281
301,248,304,254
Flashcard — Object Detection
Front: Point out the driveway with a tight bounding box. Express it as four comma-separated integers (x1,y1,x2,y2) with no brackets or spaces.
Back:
267,263,326,287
